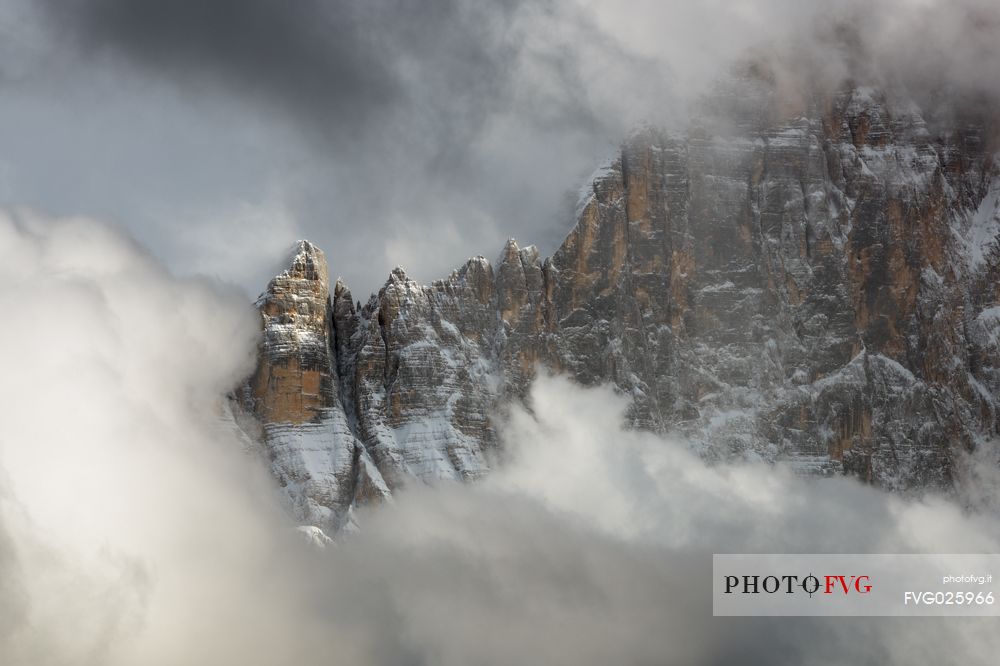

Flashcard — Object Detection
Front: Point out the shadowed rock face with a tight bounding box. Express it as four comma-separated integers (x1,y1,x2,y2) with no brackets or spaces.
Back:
245,81,1000,532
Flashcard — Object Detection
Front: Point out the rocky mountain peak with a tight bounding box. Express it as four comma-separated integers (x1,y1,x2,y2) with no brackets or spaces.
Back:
262,239,328,293
387,265,409,283
245,238,391,530
250,240,332,424
243,83,1000,533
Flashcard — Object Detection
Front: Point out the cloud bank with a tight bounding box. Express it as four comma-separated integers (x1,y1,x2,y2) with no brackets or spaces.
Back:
2,216,1000,664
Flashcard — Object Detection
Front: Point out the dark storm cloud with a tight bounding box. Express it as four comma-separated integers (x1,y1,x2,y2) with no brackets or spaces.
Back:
8,0,999,298
39,0,582,154
27,0,653,295
54,1,394,136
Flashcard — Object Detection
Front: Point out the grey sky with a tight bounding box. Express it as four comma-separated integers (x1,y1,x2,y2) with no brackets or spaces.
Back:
1,0,668,296
1,0,998,298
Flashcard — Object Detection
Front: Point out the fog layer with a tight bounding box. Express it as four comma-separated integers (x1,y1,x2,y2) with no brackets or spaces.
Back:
1,216,999,665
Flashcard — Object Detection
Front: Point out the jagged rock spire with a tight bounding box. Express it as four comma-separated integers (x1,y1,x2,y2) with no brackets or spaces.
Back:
244,84,1000,534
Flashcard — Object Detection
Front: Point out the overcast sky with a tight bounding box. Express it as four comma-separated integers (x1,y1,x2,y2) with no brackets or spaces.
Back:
0,0,663,296
1,0,997,297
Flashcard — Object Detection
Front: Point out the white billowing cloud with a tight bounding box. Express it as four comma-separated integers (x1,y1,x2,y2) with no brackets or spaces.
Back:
494,375,1000,554
0,211,354,665
2,215,1000,664
337,375,1000,665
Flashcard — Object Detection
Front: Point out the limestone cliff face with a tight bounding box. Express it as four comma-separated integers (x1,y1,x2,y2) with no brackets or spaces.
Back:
246,81,1000,531
547,85,999,488
251,240,333,424
246,241,389,531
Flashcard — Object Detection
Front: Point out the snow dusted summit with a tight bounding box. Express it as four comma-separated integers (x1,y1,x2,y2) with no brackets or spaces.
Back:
240,78,1000,534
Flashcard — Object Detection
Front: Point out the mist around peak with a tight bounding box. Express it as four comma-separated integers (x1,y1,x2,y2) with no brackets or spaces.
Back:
2,213,1000,664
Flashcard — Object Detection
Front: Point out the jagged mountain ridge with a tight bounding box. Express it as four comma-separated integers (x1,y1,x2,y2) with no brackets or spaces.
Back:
243,81,1000,533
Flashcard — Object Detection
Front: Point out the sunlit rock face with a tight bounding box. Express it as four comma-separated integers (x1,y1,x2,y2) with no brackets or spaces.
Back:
246,241,389,532
246,79,1000,531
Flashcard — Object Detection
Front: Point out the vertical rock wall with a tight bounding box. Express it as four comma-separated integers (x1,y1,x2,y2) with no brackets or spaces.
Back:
246,83,1000,531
